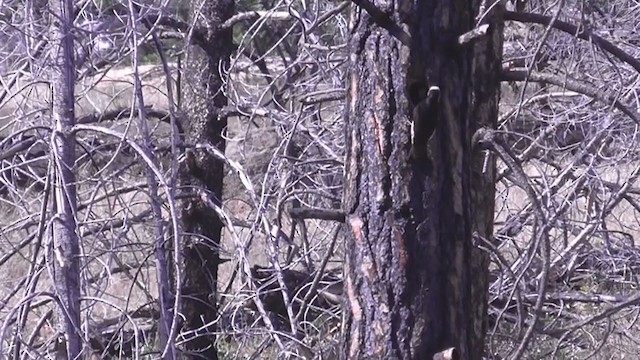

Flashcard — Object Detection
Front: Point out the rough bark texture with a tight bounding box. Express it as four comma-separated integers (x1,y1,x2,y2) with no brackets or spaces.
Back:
180,0,234,358
49,0,82,357
341,1,501,359
468,3,503,358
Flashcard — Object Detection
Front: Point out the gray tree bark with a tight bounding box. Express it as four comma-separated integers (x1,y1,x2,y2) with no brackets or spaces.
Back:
49,0,82,357
126,1,176,357
341,1,502,359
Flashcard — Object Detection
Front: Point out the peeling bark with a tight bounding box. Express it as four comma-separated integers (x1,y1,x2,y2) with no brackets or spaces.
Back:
49,0,82,356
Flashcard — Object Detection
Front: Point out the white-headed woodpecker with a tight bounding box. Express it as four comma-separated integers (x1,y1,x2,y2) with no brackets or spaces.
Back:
410,85,440,163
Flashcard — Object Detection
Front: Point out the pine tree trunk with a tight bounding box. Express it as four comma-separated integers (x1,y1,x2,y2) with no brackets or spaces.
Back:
180,0,234,358
341,1,502,359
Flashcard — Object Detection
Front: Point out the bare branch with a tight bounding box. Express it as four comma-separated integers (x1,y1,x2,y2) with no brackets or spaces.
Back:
501,70,640,124
289,206,345,222
350,0,411,46
504,11,640,74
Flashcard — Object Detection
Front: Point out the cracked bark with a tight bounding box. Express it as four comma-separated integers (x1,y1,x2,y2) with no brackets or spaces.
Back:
179,0,234,358
341,1,501,359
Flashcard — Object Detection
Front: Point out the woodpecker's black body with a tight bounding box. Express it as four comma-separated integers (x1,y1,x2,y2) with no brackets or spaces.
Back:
409,85,440,168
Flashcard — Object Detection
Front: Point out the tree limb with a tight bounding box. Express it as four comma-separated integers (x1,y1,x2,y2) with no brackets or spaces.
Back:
501,70,640,125
504,11,640,74
77,106,180,132
350,0,411,46
289,207,345,222
220,11,292,30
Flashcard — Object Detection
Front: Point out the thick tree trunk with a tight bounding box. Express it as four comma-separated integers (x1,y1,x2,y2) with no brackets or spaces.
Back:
180,0,234,358
49,0,82,357
341,1,501,359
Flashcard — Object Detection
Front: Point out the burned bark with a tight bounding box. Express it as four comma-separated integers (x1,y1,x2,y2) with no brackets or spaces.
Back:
341,1,501,359
179,0,234,358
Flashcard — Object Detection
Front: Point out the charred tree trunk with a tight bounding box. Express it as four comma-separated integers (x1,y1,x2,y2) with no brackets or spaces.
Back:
341,1,501,359
49,0,82,357
468,3,503,359
180,0,234,358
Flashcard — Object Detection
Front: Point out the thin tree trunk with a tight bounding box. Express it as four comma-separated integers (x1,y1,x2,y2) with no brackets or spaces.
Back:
180,0,234,358
49,0,82,356
126,1,176,357
341,1,502,359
